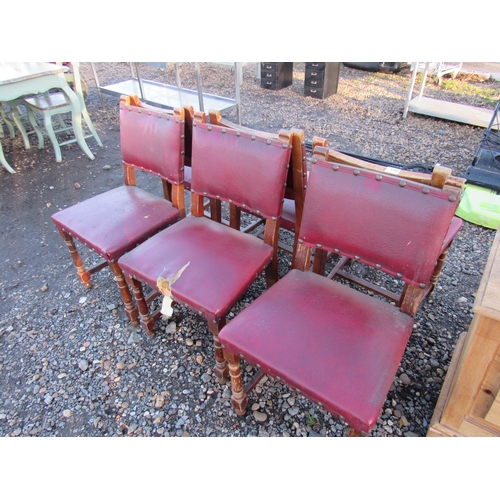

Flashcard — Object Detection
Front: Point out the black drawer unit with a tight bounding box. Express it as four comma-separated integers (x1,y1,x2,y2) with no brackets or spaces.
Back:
260,62,293,90
304,62,340,99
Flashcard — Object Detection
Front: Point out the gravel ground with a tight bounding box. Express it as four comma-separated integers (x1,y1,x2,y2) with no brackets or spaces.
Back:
1,62,499,439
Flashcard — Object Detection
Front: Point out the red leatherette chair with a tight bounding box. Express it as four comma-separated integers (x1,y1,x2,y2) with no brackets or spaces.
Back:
218,157,461,435
51,95,186,326
117,119,292,382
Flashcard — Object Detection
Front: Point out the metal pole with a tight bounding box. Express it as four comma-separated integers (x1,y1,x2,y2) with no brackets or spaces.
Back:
194,63,204,112
403,62,418,120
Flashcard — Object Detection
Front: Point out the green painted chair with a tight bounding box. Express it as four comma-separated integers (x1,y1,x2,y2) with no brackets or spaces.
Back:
23,62,102,162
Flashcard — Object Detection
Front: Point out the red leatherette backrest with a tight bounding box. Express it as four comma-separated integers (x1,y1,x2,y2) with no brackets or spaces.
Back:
300,160,460,286
191,122,292,219
119,101,185,184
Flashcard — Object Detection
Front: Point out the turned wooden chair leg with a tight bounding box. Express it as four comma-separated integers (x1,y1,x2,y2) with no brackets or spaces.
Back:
58,227,91,288
348,428,367,437
108,262,139,326
427,246,450,298
208,317,229,383
127,276,156,336
224,351,248,416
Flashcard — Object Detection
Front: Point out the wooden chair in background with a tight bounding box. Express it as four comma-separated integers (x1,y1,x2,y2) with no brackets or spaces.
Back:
219,157,461,436
118,119,292,381
51,95,186,326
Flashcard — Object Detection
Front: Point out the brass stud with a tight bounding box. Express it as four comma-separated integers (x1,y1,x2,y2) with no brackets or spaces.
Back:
332,164,339,171
419,283,426,289
317,244,322,248
376,174,383,181
251,135,256,140
399,180,406,187
298,239,304,244
376,264,382,269
282,143,288,149
396,273,402,278
354,169,360,175
207,125,212,131
334,248,340,253
236,131,241,136
267,139,272,145
312,157,317,163
354,255,360,260
449,194,457,202
221,128,226,133
422,186,430,194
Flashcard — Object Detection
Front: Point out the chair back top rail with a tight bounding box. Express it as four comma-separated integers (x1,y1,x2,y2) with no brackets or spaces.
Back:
191,118,292,220
119,95,185,185
296,159,461,288
313,144,465,194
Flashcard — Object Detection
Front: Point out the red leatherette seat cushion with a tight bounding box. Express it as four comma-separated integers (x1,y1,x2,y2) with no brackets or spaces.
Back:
51,185,180,262
219,269,414,433
118,216,274,322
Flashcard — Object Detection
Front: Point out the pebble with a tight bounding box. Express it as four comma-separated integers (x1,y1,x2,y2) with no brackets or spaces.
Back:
253,411,268,422
165,322,177,334
399,373,411,385
78,359,89,371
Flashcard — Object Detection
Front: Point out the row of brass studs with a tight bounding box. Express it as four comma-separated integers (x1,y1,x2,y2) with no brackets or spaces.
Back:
198,123,291,149
124,105,186,125
311,157,458,202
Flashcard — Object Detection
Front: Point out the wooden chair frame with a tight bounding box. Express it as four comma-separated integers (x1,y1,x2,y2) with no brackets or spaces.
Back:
118,120,292,382
53,94,186,326
219,159,462,435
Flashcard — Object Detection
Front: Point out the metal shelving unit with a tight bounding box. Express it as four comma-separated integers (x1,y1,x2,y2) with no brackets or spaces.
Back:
90,62,242,124
403,62,494,128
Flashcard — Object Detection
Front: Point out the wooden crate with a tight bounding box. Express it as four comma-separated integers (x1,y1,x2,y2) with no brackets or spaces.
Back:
427,228,500,437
